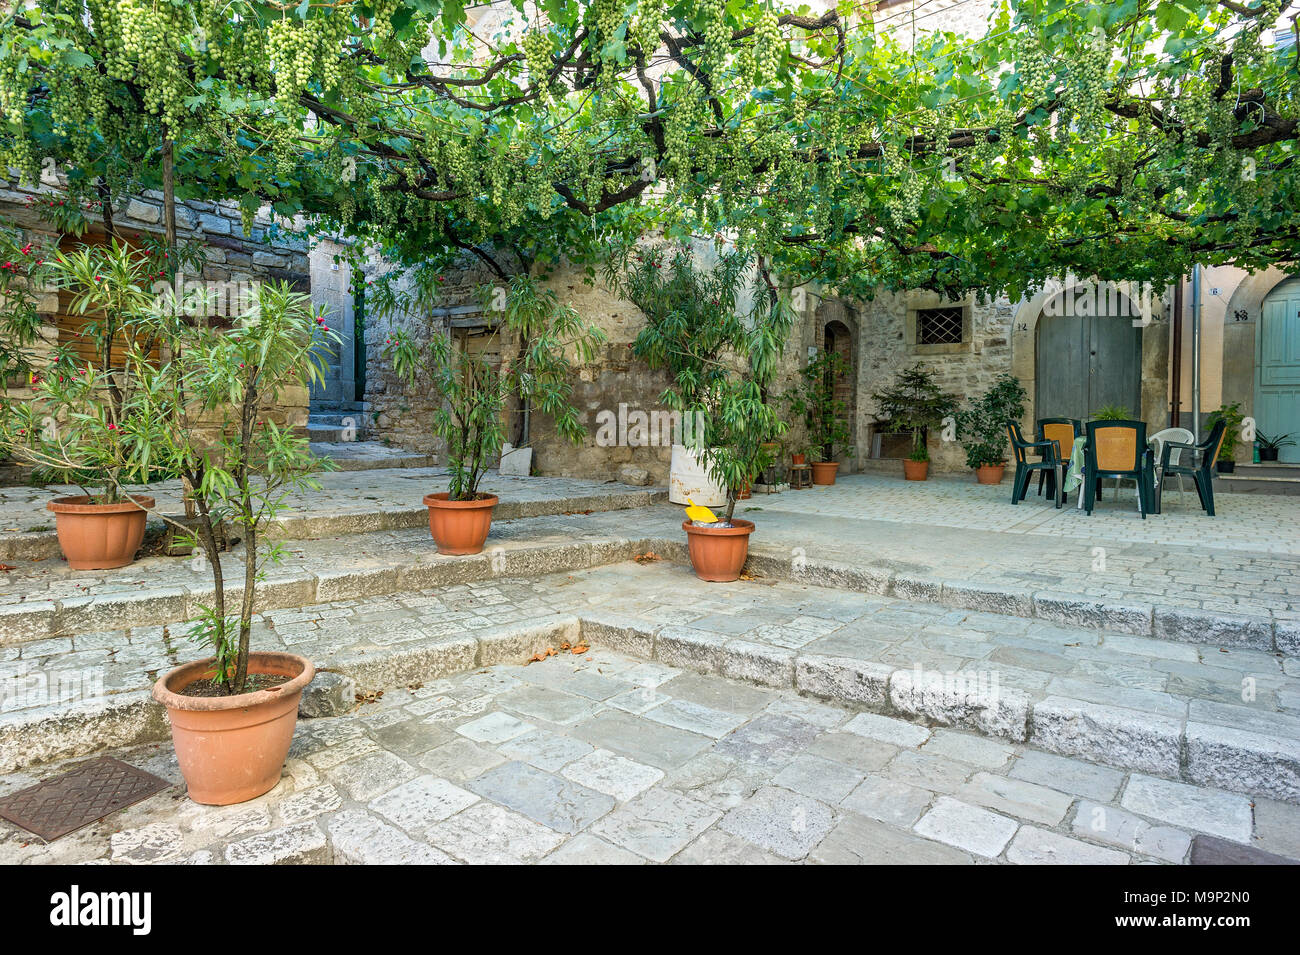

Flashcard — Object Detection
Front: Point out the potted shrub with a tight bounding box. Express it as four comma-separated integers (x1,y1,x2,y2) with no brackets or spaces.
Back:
611,245,752,509
957,374,1028,484
1090,404,1134,421
0,239,170,568
1208,402,1244,473
1257,431,1295,462
871,363,956,481
784,349,854,486
385,272,603,554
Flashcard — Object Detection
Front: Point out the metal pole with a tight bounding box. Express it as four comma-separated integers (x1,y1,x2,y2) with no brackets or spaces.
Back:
1170,280,1183,427
1191,264,1202,444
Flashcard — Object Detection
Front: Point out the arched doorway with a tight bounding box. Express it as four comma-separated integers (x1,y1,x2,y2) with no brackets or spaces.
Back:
1256,277,1300,463
823,318,856,458
1035,296,1141,420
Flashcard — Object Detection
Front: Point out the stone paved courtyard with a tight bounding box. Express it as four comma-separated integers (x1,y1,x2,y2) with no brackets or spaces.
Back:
2,469,1298,864
4,646,1296,865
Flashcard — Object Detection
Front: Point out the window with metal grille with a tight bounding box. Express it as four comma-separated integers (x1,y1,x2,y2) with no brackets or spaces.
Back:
916,306,964,345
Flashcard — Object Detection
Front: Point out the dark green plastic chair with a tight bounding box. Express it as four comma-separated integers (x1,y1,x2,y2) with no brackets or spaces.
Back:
1008,420,1063,507
1155,419,1228,516
1083,420,1153,518
1035,417,1082,501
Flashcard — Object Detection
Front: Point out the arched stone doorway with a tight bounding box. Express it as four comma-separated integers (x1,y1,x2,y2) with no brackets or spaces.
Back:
1256,277,1300,462
822,317,856,460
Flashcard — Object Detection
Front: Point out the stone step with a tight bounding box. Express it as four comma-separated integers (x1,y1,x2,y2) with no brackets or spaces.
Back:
4,564,1296,806
309,442,436,472
306,422,365,444
1217,472,1300,495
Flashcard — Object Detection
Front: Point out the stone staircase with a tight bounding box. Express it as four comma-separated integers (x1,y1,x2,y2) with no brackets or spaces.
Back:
1218,462,1300,496
307,410,367,444
2,504,1297,807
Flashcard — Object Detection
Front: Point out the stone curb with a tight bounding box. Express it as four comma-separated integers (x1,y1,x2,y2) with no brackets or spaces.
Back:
739,548,1291,656
581,617,1300,805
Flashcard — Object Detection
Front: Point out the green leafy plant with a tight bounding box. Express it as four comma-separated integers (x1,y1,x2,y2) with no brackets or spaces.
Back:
871,364,956,463
956,374,1028,469
1257,430,1296,451
783,350,854,463
610,245,793,523
1090,404,1134,421
1208,402,1245,461
384,271,605,501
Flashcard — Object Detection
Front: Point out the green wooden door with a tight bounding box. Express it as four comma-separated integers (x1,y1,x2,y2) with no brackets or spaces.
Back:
1256,278,1300,463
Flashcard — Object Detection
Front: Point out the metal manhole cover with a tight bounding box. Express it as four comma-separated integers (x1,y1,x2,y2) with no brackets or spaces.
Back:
0,756,172,842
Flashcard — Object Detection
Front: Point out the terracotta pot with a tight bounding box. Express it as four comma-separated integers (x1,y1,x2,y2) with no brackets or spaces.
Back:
791,453,807,466
811,461,839,485
423,493,498,555
46,495,154,570
682,518,755,583
903,459,929,481
737,483,752,500
153,652,315,806
975,464,1006,485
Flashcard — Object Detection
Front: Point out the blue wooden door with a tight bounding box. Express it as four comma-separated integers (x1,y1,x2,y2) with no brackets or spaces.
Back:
1256,278,1300,463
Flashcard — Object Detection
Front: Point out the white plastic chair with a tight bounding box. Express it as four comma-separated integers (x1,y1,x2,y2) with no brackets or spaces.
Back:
1150,427,1195,508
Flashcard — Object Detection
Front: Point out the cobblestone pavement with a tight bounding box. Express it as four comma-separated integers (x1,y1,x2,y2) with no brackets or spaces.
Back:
2,645,1295,865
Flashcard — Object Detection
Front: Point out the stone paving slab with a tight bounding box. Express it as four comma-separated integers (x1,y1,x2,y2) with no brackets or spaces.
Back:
3,646,1296,866
0,468,665,561
4,560,1298,804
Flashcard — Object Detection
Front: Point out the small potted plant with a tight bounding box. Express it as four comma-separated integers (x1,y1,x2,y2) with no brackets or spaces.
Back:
957,374,1028,484
871,363,956,481
1090,404,1134,421
1208,402,1245,473
385,273,603,554
784,349,854,485
1257,431,1295,462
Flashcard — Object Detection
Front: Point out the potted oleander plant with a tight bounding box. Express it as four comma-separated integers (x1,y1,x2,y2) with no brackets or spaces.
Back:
384,272,604,554
1257,430,1295,462
871,363,956,481
0,239,167,568
135,280,338,805
784,349,854,485
957,374,1028,484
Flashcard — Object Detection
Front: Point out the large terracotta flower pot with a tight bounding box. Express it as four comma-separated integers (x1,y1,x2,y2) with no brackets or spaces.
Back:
46,494,154,570
811,461,839,485
423,493,498,555
153,652,315,806
975,464,1006,485
903,459,929,481
682,519,755,582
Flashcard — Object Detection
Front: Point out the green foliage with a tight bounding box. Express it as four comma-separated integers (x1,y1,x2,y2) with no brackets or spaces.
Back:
610,245,792,522
871,364,956,463
1208,401,1245,460
1090,404,1134,421
956,374,1028,468
384,272,605,500
8,3,1300,298
783,350,854,463
1256,430,1296,451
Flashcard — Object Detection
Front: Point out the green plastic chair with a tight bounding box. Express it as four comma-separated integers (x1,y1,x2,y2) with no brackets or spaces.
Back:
1008,420,1064,507
1083,420,1153,518
1155,419,1227,516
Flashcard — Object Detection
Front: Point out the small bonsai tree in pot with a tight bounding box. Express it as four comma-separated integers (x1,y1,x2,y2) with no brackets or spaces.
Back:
784,349,854,485
1208,402,1245,472
956,374,1028,484
870,363,956,481
384,272,604,554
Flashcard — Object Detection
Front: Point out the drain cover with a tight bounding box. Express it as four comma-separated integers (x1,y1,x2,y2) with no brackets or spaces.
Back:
0,756,171,842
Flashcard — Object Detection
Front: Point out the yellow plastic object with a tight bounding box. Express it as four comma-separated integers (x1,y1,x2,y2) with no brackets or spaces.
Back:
684,496,718,524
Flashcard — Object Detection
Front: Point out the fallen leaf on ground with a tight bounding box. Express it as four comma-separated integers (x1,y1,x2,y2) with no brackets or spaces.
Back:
635,551,660,564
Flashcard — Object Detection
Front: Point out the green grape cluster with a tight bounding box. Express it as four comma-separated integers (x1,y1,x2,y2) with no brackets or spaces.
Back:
754,9,781,81
700,0,730,68
633,0,665,53
523,27,552,87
